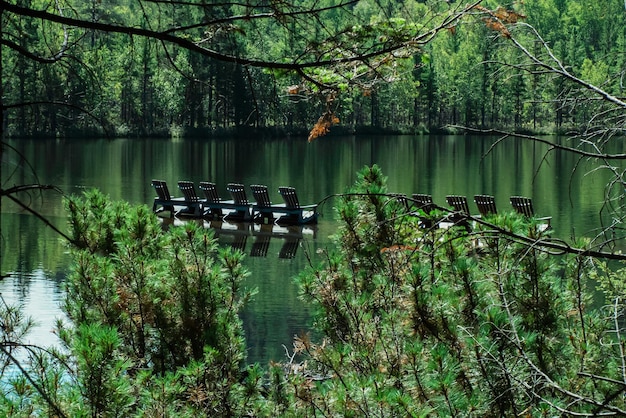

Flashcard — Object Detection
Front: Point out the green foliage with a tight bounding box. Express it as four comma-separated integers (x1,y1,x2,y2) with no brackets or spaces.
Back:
6,0,624,136
63,187,251,364
71,324,134,416
5,175,626,416
286,165,626,416
1,190,263,416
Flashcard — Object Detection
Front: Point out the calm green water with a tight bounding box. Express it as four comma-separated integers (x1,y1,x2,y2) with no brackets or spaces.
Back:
1,135,620,364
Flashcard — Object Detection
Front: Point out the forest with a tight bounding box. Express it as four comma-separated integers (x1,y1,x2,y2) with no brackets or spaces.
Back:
3,0,625,138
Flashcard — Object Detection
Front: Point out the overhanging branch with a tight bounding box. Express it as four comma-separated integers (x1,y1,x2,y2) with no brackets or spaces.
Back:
1,0,480,71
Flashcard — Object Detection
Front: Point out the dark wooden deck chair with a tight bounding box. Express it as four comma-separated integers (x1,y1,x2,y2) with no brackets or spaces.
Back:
152,179,185,216
472,194,499,251
176,181,203,217
446,195,470,215
250,184,285,224
199,181,226,219
445,195,472,230
277,187,319,225
412,193,438,228
390,193,413,214
510,196,552,230
225,183,252,222
474,194,497,217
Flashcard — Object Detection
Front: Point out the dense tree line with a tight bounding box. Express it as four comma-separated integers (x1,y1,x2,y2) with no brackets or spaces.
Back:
3,0,624,138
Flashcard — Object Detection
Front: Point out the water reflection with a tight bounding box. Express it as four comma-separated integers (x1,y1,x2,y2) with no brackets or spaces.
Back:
0,270,66,347
160,217,317,259
3,134,625,365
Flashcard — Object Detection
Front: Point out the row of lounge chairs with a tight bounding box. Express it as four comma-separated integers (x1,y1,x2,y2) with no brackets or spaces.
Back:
403,193,551,230
151,180,319,225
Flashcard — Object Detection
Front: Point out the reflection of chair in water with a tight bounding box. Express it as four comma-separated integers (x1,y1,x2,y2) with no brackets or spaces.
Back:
250,224,273,257
279,239,300,259
251,184,286,224
474,194,497,217
277,187,319,225
204,221,315,258
176,181,203,217
510,196,552,230
199,181,226,219
152,179,185,216
225,183,252,222
210,220,249,251
230,235,248,252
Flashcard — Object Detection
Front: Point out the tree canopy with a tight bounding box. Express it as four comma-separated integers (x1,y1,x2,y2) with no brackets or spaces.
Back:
3,0,625,137
1,0,473,137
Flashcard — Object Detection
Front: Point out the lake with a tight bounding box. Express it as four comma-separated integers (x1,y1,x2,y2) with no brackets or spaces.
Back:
1,134,620,364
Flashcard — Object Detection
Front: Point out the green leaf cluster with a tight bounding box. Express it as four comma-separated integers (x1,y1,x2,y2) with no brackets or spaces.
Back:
285,165,626,416
1,190,265,417
4,175,626,416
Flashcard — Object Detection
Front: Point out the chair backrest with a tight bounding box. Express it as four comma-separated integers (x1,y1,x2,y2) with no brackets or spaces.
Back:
199,182,222,203
227,183,249,205
251,185,272,207
279,187,301,208
412,194,435,212
510,196,534,217
178,181,200,202
446,195,470,215
391,194,411,212
474,194,497,216
152,180,171,200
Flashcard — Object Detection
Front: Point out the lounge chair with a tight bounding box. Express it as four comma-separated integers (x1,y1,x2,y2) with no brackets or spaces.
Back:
199,181,226,219
474,194,497,217
151,179,185,217
446,195,470,216
225,183,252,222
390,193,413,214
445,195,472,230
277,187,319,225
510,196,552,230
412,193,435,211
380,193,412,220
176,181,203,217
412,193,438,228
250,184,285,224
